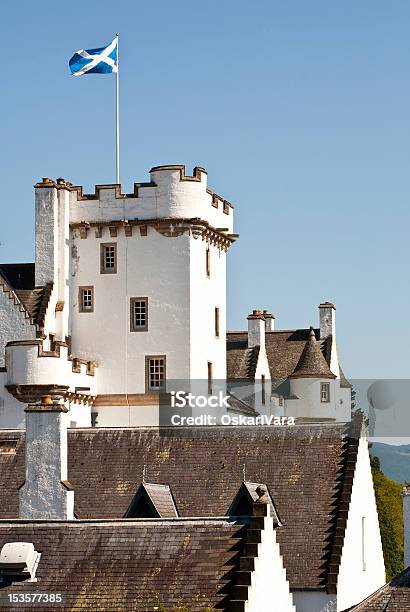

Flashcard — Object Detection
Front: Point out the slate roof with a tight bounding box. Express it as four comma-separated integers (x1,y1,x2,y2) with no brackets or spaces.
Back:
349,567,410,611
227,328,347,385
125,482,179,518
0,421,361,590
290,328,335,379
226,335,259,380
0,519,245,611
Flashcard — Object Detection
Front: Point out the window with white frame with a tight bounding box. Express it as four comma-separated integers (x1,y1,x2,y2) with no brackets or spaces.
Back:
130,298,148,332
100,243,117,273
321,382,330,403
79,286,94,312
146,356,166,392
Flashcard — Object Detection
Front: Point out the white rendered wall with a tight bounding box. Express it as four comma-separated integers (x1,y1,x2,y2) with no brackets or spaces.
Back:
70,227,191,394
69,168,233,422
292,592,336,612
336,436,385,611
246,508,295,612
69,167,234,233
189,237,226,381
0,289,35,368
287,379,351,422
19,407,74,520
0,371,25,428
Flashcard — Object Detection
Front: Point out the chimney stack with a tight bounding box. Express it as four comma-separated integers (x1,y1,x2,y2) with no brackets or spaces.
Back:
404,486,410,568
263,310,275,332
319,301,336,340
318,301,339,377
247,310,265,349
19,395,74,520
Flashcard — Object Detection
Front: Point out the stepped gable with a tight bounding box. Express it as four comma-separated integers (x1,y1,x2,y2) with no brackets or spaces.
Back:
0,263,51,329
289,327,336,379
0,419,362,591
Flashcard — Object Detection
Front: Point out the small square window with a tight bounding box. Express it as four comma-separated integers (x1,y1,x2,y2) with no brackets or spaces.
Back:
100,243,117,274
321,382,330,403
79,286,94,313
130,298,148,332
146,356,166,392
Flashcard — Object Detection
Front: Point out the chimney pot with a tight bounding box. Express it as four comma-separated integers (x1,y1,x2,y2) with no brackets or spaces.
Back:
263,310,275,332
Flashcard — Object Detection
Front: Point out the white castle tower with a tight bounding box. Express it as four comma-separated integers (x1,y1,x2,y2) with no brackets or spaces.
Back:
1,165,237,427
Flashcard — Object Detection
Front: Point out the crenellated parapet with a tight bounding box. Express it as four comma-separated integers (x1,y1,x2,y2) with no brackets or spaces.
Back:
4,338,97,404
35,165,235,235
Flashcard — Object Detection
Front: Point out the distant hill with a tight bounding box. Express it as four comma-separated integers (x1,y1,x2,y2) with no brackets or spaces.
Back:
371,442,410,483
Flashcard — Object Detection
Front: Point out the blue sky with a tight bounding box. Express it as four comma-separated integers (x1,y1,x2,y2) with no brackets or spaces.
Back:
2,1,410,378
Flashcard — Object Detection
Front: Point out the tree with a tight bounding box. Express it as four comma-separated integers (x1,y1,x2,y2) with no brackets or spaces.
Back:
371,456,403,580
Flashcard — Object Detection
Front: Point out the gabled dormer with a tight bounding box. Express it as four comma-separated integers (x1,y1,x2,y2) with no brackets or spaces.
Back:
124,482,179,518
228,481,281,526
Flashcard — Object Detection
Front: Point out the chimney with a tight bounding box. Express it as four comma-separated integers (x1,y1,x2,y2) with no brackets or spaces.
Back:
319,301,339,377
19,395,74,520
34,178,70,340
247,310,265,349
404,486,410,568
319,301,336,340
263,310,275,332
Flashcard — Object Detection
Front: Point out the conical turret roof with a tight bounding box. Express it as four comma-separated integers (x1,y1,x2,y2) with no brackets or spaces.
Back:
290,327,336,379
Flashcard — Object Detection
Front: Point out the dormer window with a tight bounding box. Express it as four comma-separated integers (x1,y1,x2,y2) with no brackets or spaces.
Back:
321,383,330,403
100,243,117,274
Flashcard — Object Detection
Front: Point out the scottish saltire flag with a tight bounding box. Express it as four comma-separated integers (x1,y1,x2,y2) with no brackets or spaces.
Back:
69,37,117,76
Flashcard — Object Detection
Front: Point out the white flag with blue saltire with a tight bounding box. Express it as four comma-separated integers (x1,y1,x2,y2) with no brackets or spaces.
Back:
69,37,117,76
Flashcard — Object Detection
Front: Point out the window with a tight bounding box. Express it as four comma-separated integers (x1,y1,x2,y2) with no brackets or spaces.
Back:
321,382,330,403
79,286,94,312
100,243,117,274
208,361,213,395
130,297,148,332
261,375,266,405
206,247,211,278
215,307,220,338
146,356,166,392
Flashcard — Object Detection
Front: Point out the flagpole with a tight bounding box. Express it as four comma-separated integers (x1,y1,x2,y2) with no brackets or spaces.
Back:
115,33,120,184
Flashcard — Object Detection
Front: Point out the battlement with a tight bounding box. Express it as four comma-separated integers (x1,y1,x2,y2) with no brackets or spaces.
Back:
35,165,235,233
